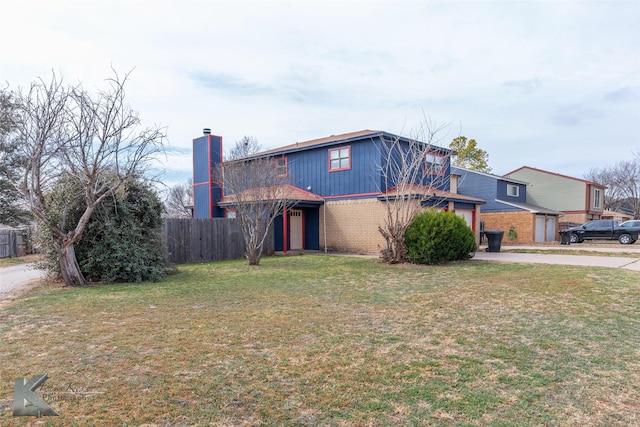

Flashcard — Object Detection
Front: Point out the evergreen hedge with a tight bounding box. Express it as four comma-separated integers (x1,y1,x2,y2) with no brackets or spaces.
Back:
405,210,477,265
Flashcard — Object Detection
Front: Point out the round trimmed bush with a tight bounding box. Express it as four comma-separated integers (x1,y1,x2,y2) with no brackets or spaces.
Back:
405,210,477,265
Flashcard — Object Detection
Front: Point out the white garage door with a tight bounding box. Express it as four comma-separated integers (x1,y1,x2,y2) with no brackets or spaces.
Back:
546,216,557,242
455,210,474,229
535,215,545,242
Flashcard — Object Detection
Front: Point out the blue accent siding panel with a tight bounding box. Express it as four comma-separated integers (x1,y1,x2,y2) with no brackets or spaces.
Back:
304,208,320,250
454,202,476,210
209,135,222,170
454,167,525,212
423,199,449,209
455,168,499,209
193,136,210,184
286,139,381,198
194,184,210,218
274,214,284,251
284,137,454,198
496,180,527,203
193,134,224,218
211,186,225,218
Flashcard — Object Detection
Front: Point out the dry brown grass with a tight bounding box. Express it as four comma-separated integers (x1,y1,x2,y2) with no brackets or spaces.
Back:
1,255,639,426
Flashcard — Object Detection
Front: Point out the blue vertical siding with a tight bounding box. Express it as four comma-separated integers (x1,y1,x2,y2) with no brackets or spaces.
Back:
304,208,320,250
193,134,224,218
454,167,500,210
194,184,211,218
285,137,450,198
454,167,526,212
496,180,526,203
193,137,210,184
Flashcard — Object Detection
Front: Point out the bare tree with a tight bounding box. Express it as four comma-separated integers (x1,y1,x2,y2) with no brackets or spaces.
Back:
165,179,193,218
376,119,452,263
218,147,292,265
587,154,640,219
14,70,165,286
227,135,261,160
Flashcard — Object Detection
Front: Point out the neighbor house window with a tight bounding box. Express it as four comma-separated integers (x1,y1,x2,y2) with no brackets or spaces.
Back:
226,209,237,219
507,184,519,197
275,156,288,177
425,152,445,175
594,188,601,208
329,146,351,171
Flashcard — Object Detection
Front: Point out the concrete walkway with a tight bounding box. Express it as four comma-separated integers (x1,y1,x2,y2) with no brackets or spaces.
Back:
474,244,640,272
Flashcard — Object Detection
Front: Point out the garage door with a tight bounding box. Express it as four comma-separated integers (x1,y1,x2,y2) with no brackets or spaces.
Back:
455,210,474,230
546,216,557,242
535,215,545,242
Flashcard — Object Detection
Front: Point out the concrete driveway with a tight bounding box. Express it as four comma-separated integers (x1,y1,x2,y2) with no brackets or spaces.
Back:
0,263,45,307
474,243,640,272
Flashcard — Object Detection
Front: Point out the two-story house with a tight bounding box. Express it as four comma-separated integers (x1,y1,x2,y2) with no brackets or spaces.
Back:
192,129,484,254
453,166,563,243
503,166,606,225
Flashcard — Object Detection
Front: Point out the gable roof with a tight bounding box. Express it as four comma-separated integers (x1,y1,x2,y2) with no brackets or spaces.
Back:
503,165,604,187
218,184,324,206
494,199,564,215
452,166,529,185
235,129,453,160
378,184,485,205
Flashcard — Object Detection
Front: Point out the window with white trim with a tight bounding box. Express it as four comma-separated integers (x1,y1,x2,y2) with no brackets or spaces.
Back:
594,188,601,208
329,146,351,171
507,184,519,197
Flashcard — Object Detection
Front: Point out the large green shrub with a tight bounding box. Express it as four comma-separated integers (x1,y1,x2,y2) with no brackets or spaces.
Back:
405,210,477,265
38,176,166,283
75,178,166,283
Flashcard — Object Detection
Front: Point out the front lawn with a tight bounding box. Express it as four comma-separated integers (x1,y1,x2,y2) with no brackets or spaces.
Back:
1,255,638,426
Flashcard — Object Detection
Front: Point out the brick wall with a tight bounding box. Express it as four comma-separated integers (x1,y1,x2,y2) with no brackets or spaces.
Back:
481,211,535,243
320,198,480,253
320,198,426,254
320,198,393,254
561,213,596,224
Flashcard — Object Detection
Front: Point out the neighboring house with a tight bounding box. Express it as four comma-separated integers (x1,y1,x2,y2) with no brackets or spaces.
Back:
601,210,632,222
192,129,485,254
503,166,606,224
453,166,563,243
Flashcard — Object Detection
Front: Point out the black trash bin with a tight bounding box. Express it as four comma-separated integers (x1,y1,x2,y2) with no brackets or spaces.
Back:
559,229,571,245
484,230,504,252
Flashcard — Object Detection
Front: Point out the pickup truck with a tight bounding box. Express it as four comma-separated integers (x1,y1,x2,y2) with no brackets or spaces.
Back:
565,220,639,244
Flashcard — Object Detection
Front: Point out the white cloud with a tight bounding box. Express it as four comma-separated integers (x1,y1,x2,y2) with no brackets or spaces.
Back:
2,0,639,184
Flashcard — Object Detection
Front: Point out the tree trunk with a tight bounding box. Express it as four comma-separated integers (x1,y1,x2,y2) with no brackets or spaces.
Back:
246,247,261,266
56,239,86,286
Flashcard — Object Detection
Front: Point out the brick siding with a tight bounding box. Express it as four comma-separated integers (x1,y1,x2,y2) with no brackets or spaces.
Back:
481,211,536,244
320,198,392,254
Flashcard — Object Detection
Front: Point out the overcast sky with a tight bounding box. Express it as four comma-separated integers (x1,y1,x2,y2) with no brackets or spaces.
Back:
2,0,639,189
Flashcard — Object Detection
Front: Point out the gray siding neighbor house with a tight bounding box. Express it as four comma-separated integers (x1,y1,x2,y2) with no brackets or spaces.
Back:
503,166,606,225
453,166,563,243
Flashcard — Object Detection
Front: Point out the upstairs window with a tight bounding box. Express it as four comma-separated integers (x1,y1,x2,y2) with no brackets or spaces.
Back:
507,184,519,197
275,156,288,178
593,188,601,208
329,146,351,172
425,152,445,175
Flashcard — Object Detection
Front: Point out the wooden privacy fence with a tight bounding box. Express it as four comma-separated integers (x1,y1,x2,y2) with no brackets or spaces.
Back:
163,218,259,264
0,227,32,258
